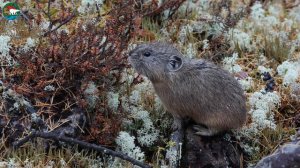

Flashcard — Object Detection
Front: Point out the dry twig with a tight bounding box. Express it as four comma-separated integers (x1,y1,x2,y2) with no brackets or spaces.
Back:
13,131,151,168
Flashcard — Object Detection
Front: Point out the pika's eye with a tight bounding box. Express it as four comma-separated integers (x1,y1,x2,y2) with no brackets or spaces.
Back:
143,52,151,57
169,60,176,67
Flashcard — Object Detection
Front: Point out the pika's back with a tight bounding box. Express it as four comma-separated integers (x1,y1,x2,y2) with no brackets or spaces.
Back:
159,59,247,129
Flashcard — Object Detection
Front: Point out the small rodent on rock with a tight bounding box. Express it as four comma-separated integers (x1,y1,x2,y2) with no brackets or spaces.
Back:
128,42,247,136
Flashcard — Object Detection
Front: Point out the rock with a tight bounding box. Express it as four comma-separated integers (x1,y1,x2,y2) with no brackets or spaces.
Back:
168,125,243,168
182,126,243,168
255,132,300,168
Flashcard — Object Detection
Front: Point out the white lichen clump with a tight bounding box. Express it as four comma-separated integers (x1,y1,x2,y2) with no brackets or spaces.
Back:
258,65,272,74
118,68,161,149
83,81,99,108
263,16,280,28
250,2,265,21
6,158,23,168
166,145,180,168
289,5,300,22
119,69,135,85
0,35,15,66
222,53,253,90
248,91,281,132
185,43,197,58
22,37,36,52
290,83,300,101
240,143,260,156
25,0,31,5
60,158,67,167
107,92,119,111
115,131,145,162
227,29,252,51
0,35,11,57
132,110,159,147
178,25,193,44
44,85,55,92
223,52,242,73
40,21,50,30
202,39,209,50
129,79,154,105
277,61,300,86
78,0,104,14
238,77,253,91
24,159,33,168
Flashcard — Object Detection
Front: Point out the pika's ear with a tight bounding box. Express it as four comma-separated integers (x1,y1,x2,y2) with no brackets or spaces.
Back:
167,55,183,71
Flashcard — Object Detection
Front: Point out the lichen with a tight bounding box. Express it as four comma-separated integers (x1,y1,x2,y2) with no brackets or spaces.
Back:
115,131,145,162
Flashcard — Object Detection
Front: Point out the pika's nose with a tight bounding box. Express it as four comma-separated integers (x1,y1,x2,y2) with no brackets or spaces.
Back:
129,47,138,57
128,49,138,57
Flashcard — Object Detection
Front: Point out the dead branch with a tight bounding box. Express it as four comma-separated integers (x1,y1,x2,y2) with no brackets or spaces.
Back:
43,12,76,37
13,131,151,168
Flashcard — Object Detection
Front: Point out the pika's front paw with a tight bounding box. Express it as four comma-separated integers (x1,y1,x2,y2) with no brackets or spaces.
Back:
193,125,219,136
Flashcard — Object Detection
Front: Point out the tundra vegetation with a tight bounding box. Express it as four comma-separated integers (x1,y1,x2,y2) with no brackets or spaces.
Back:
0,0,299,167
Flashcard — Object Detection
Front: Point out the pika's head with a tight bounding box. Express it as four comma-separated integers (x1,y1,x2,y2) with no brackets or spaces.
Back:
128,42,184,81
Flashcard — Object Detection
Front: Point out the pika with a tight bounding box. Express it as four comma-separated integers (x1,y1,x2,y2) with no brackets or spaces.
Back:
128,42,247,136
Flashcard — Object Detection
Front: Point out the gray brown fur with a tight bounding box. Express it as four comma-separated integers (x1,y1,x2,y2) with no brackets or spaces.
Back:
128,42,247,135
